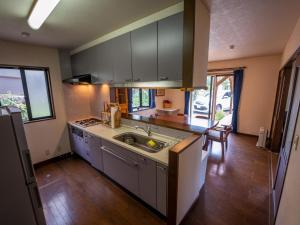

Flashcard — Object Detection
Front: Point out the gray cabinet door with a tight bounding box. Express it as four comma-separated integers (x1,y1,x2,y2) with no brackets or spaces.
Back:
138,156,157,208
112,33,133,83
81,132,91,162
131,22,157,82
93,41,114,83
71,47,97,76
71,42,113,83
59,50,72,80
158,13,183,81
87,135,103,172
102,145,139,195
157,163,168,216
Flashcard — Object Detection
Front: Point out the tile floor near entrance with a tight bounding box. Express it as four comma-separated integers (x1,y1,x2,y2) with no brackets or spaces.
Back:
35,134,270,225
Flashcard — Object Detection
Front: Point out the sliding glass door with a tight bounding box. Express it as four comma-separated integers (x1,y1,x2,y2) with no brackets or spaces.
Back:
191,75,234,124
191,76,213,118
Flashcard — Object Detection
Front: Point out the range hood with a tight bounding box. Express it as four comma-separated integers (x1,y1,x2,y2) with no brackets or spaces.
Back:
63,74,92,85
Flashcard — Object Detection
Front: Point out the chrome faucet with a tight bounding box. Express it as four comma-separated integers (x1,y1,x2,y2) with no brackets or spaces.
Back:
135,125,152,136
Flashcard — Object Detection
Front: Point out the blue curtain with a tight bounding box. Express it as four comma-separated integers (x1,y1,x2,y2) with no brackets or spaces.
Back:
127,88,133,113
184,91,190,115
232,69,244,133
149,89,156,109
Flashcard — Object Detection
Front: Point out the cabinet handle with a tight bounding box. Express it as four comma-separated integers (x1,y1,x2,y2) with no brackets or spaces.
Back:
157,165,167,171
134,78,141,82
159,76,168,81
101,146,138,167
293,135,299,151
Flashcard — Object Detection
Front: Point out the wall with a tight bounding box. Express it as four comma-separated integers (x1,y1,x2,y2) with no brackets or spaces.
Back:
63,83,111,120
275,16,300,225
89,84,110,117
0,40,70,163
208,54,281,135
63,84,91,120
281,16,300,67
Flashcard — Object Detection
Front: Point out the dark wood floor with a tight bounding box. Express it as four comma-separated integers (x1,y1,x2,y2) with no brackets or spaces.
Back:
35,134,270,225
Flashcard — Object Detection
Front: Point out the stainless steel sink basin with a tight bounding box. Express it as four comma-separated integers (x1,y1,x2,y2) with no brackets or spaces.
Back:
113,132,167,153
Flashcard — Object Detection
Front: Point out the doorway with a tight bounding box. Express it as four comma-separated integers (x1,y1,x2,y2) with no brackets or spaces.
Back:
191,74,234,125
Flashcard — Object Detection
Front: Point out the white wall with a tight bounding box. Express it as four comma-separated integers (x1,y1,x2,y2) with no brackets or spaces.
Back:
63,83,111,120
0,40,70,163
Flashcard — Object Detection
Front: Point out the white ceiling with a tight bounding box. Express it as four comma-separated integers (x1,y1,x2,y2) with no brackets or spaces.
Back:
0,0,299,62
206,0,300,61
0,0,181,49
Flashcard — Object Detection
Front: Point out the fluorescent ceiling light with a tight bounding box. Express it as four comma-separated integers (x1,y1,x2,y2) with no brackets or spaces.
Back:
28,0,60,30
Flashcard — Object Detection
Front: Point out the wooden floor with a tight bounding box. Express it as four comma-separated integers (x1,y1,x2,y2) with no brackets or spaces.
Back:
35,134,270,225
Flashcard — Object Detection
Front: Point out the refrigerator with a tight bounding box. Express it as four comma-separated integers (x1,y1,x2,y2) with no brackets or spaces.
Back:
0,106,46,225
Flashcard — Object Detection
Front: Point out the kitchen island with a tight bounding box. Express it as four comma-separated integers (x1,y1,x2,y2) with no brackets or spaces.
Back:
68,115,216,225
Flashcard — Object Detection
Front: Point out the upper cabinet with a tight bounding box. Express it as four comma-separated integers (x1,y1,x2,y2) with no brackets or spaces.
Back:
71,42,113,84
158,13,183,81
58,50,73,80
71,47,96,76
131,22,158,82
93,41,114,83
182,0,210,88
69,0,210,88
111,33,133,83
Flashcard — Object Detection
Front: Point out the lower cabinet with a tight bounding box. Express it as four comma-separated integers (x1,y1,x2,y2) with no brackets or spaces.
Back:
101,139,168,215
80,132,90,162
157,164,168,216
102,144,139,195
69,126,168,216
86,134,103,172
138,156,157,209
69,126,88,161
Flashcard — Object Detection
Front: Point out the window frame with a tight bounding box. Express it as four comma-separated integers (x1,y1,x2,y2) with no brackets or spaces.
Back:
0,64,56,123
131,88,150,112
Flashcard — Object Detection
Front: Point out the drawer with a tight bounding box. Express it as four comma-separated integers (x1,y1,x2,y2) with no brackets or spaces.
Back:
102,139,139,161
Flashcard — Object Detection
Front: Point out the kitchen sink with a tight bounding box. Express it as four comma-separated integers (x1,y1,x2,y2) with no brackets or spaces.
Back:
113,132,167,153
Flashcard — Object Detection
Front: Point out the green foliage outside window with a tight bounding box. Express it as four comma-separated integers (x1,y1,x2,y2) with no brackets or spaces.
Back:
0,93,28,121
141,89,149,106
131,88,150,110
215,110,225,121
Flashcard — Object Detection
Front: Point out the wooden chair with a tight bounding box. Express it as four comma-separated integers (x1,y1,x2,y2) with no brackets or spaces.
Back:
204,125,232,153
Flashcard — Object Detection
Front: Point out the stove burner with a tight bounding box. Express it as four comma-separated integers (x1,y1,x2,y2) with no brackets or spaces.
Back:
75,118,101,127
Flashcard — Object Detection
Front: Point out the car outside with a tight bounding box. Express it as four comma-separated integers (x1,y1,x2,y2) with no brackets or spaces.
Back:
193,90,232,114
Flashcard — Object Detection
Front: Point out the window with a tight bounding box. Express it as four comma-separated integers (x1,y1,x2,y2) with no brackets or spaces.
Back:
0,66,54,122
131,88,150,111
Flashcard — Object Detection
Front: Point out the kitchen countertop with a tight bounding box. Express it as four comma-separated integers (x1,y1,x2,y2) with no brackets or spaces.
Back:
69,122,183,166
122,114,218,134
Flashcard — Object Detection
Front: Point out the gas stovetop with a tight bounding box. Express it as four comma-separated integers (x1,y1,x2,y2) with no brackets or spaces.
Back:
74,118,102,127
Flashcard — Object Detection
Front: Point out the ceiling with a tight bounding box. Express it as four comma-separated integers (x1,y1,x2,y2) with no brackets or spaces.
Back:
0,0,181,49
206,0,300,61
0,0,299,62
